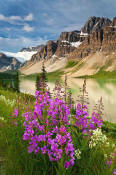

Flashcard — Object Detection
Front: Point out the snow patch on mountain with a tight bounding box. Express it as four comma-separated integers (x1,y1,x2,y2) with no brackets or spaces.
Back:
80,31,88,36
0,50,37,63
70,41,82,48
61,40,82,48
61,40,69,43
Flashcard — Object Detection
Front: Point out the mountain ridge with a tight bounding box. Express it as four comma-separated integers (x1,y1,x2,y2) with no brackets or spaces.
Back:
18,16,116,74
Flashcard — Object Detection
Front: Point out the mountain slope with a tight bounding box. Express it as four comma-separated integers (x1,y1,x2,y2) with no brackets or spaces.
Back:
21,57,67,75
65,51,116,78
0,53,21,72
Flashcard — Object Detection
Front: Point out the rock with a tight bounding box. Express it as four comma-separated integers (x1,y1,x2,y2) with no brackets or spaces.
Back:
58,31,81,42
112,17,116,26
81,16,111,34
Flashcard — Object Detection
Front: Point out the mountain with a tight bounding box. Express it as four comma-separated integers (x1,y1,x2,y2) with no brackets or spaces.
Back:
1,45,45,63
0,52,21,72
81,16,111,34
20,45,44,52
21,31,87,69
67,17,116,60
20,16,116,76
65,17,116,77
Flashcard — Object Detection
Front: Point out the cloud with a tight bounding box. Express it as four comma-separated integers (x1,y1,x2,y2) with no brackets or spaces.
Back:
24,13,33,21
0,36,47,52
9,16,22,21
0,13,34,23
0,14,6,21
0,13,22,22
22,24,34,32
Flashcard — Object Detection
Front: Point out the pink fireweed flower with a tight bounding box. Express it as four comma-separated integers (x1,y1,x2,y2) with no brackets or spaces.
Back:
14,121,17,126
64,161,70,169
35,90,39,98
14,106,18,117
74,103,103,134
113,169,116,175
106,160,112,166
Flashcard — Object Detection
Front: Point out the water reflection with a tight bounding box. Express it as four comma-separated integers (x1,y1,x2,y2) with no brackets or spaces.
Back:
20,78,116,123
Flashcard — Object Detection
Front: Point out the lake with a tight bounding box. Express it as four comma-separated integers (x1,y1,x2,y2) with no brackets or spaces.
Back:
20,78,116,123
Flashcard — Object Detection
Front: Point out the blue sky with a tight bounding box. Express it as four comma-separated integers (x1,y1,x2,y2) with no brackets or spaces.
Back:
0,0,116,52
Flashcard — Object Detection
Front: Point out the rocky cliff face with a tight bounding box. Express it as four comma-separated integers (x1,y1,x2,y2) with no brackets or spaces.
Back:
81,16,111,34
58,31,83,42
112,17,116,26
0,53,21,71
28,40,77,64
25,32,85,64
67,17,116,60
30,41,58,62
28,16,112,63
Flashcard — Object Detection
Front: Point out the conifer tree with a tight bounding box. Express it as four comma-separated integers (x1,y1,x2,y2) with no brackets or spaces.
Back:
15,71,20,92
36,61,48,93
36,74,40,91
41,61,47,83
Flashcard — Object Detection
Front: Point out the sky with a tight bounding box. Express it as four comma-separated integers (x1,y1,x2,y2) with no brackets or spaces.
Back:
0,0,116,52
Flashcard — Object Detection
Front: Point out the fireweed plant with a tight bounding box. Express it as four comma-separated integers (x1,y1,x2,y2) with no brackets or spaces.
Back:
12,79,115,175
23,91,75,169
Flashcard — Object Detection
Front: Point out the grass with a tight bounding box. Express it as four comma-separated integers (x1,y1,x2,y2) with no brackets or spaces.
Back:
65,60,78,68
0,89,40,175
102,121,116,139
0,88,115,175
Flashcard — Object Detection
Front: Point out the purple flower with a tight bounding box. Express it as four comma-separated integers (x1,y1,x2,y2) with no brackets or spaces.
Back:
69,159,75,166
34,147,40,154
14,121,17,126
113,169,116,175
65,143,74,155
64,161,70,169
106,160,112,166
14,107,18,117
38,135,46,142
28,145,35,153
41,146,47,154
35,90,39,98
23,133,30,140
